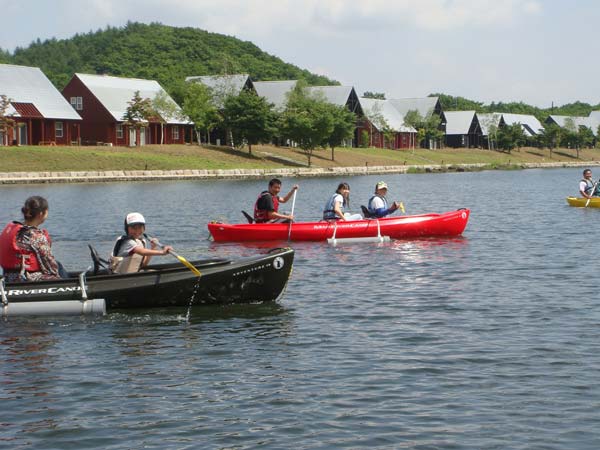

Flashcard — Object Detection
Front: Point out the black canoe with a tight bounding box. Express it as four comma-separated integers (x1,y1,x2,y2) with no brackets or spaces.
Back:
1,247,294,311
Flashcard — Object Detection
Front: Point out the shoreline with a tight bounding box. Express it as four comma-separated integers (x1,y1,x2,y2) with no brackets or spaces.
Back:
0,161,597,185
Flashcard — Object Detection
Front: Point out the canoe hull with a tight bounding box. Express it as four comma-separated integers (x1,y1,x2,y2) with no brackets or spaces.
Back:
566,197,600,208
208,209,470,242
2,248,294,310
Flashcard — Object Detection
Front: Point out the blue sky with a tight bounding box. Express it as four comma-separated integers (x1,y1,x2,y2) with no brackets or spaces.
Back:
1,0,598,107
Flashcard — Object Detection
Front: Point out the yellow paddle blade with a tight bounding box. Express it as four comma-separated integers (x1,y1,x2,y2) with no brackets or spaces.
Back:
175,254,201,277
399,202,405,214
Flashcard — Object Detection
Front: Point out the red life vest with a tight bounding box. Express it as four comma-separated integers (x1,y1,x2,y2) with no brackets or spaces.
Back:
0,221,47,272
253,191,279,223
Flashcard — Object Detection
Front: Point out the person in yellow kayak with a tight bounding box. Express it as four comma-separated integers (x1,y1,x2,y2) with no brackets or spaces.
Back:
367,181,404,218
579,169,599,199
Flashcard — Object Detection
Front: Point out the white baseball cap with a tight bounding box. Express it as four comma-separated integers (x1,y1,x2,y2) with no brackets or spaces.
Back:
125,212,145,226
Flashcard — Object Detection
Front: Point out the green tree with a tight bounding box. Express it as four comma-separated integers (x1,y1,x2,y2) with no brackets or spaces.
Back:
151,90,181,145
122,90,153,147
560,117,579,153
221,90,276,154
324,105,356,160
181,82,221,145
279,83,334,166
404,110,443,149
360,130,369,148
0,95,15,146
539,122,562,157
497,123,525,153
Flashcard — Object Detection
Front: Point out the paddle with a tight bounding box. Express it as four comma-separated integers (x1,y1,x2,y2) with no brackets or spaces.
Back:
585,179,600,207
287,189,297,241
147,236,201,277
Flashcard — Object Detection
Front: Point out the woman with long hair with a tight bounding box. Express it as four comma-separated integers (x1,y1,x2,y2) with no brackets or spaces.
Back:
0,196,64,282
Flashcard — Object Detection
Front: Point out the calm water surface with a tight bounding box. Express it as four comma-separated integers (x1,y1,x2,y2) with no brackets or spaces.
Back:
1,167,599,449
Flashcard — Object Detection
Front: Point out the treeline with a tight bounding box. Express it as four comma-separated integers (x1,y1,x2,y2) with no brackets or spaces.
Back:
1,22,336,100
434,93,600,122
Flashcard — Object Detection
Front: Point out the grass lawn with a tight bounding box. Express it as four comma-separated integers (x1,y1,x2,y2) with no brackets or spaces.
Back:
0,143,598,173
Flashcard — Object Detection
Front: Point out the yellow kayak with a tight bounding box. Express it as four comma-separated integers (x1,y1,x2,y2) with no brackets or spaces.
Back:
566,197,600,207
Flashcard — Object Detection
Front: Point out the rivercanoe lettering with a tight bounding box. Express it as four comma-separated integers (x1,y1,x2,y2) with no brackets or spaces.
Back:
8,286,82,296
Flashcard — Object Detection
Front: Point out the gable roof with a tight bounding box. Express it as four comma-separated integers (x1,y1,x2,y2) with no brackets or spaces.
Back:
359,97,416,133
548,114,600,136
305,85,355,107
74,73,188,124
0,63,81,120
253,80,298,110
387,97,440,117
501,113,544,136
444,111,476,135
185,74,252,95
477,113,502,136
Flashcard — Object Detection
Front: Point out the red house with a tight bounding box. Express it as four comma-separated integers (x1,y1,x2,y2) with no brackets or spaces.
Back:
0,63,81,146
62,73,191,146
356,97,416,149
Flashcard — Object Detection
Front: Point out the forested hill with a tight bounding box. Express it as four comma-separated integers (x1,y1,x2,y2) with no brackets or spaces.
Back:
1,22,337,99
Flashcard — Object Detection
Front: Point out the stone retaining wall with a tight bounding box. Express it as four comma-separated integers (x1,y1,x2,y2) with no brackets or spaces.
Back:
0,161,595,185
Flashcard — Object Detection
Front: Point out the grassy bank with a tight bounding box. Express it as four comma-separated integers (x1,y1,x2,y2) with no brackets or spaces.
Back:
1,143,598,173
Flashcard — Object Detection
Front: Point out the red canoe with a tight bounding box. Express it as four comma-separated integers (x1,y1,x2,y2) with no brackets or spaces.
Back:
208,209,470,242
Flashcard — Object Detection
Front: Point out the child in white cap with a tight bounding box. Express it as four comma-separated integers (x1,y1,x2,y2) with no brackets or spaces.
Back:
109,212,172,273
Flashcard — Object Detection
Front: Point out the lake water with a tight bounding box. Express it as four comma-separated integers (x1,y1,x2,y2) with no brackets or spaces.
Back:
1,167,600,449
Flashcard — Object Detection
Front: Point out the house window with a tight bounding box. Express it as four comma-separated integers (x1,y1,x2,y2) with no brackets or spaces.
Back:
70,96,83,110
172,126,180,140
55,121,63,138
116,124,123,139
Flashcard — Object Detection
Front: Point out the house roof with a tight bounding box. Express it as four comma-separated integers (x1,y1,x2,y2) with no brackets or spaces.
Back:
305,85,355,107
253,80,298,110
359,97,416,133
75,73,188,124
476,113,502,136
501,113,544,136
185,74,252,96
444,111,476,135
11,102,43,118
387,97,440,117
0,63,81,120
548,114,600,136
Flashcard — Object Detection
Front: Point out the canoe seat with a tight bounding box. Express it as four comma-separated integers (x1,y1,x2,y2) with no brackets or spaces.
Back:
88,244,109,275
241,210,255,223
361,205,376,219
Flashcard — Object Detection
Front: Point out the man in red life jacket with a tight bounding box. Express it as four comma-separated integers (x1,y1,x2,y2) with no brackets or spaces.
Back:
253,178,298,223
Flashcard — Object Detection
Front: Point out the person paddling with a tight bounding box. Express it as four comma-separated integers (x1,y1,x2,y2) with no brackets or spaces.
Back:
0,196,67,282
579,169,598,199
367,181,403,218
110,212,173,274
253,178,298,223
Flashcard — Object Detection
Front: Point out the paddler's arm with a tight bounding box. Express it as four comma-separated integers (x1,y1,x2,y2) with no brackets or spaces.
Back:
279,185,299,203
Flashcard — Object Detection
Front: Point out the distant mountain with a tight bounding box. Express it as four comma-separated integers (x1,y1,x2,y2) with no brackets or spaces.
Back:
2,21,337,100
